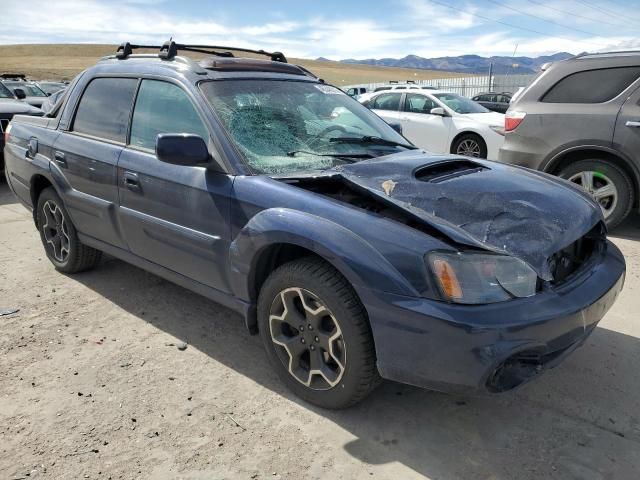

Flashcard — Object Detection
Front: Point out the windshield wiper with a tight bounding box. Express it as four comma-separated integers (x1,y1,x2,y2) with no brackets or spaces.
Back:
329,135,417,150
286,150,373,162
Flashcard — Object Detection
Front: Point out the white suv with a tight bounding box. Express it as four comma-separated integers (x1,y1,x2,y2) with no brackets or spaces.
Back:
361,90,505,160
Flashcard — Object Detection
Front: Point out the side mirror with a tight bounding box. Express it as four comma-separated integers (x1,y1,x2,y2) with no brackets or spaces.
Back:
388,122,403,135
156,134,209,166
430,107,446,116
14,88,26,100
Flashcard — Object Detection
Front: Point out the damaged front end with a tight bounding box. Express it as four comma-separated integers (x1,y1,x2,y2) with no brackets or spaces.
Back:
267,150,624,394
282,150,606,295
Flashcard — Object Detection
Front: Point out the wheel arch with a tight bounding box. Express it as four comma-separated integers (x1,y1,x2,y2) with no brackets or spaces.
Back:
29,173,55,225
246,243,339,334
449,130,487,155
544,147,640,209
229,208,418,334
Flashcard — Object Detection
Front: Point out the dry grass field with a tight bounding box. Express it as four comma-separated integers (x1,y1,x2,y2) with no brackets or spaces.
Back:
0,43,466,86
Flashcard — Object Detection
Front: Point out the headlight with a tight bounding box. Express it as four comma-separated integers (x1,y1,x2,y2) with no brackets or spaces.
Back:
428,251,537,304
489,125,505,136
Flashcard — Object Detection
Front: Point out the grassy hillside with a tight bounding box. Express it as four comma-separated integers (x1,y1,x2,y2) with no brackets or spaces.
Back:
0,44,467,86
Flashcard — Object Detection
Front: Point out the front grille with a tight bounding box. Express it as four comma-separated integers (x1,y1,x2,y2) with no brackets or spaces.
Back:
549,223,605,284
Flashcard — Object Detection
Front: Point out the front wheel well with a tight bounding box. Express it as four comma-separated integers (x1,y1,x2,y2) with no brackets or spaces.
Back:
450,131,486,154
246,244,343,334
546,149,639,208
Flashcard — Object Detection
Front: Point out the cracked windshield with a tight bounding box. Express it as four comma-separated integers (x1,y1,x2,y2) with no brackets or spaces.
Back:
201,80,412,175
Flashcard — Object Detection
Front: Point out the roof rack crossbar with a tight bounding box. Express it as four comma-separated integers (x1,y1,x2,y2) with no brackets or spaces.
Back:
115,40,287,63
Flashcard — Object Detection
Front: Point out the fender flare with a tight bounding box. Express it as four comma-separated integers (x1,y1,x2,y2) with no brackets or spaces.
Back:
543,144,640,179
228,208,419,307
542,144,640,206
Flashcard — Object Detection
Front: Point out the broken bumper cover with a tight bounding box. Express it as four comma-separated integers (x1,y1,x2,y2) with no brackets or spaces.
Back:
360,241,625,394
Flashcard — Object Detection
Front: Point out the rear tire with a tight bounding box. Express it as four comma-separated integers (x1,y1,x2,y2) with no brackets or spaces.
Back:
258,257,380,409
451,133,487,159
559,159,633,230
36,187,102,273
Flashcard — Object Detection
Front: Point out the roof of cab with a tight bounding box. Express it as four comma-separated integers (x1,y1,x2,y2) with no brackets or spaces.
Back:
92,40,322,83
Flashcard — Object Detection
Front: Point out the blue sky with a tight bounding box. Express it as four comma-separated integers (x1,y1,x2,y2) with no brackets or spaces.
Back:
1,0,638,59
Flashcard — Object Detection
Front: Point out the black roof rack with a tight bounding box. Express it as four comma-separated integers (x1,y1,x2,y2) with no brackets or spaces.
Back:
0,73,27,80
115,40,288,63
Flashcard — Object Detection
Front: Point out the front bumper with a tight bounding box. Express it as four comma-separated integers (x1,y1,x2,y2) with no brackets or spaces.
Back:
359,241,625,394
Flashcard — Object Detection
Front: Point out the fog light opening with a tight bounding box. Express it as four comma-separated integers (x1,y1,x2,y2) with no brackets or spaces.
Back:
487,352,544,393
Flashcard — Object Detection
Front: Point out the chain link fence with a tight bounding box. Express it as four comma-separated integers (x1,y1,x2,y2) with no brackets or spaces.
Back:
344,74,536,98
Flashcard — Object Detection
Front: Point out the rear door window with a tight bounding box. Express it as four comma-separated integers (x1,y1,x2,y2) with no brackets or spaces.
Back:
73,77,138,142
542,67,640,103
372,92,402,111
129,80,209,151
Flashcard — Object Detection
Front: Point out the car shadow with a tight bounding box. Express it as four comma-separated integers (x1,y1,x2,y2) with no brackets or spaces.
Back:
0,177,18,206
610,211,640,241
68,257,640,479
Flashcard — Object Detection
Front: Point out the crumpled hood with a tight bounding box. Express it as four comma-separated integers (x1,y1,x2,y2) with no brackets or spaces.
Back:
328,151,603,281
0,98,43,115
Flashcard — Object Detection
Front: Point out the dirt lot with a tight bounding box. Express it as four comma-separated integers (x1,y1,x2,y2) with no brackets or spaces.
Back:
1,180,639,480
0,44,468,87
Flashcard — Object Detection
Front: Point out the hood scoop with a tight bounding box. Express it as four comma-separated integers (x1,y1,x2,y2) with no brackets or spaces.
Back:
414,160,488,183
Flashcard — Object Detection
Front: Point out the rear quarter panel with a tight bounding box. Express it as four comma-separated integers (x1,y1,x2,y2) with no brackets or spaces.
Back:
4,116,61,207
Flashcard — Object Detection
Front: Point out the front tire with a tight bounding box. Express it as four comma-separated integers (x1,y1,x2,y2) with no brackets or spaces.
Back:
258,257,380,409
559,159,633,229
36,187,102,273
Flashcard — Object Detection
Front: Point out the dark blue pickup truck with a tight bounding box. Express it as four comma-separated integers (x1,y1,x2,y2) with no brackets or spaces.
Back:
3,42,625,408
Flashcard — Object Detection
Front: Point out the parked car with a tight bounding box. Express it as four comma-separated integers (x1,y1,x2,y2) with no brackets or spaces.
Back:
36,81,68,96
0,82,43,173
1,80,48,108
499,51,640,229
4,41,625,408
362,89,505,159
357,83,423,103
471,92,511,113
40,88,67,115
345,86,367,97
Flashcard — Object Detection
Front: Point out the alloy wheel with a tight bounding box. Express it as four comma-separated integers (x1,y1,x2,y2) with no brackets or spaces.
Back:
568,170,618,219
269,287,346,390
456,139,481,157
42,200,70,262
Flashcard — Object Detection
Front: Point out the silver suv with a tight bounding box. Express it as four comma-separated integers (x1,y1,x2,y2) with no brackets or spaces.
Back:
498,51,640,228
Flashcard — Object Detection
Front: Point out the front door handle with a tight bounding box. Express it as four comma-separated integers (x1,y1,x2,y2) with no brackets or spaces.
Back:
53,150,67,168
123,171,140,191
625,121,640,128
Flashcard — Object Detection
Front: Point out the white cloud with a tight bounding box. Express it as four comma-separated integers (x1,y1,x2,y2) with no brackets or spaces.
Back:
0,0,637,60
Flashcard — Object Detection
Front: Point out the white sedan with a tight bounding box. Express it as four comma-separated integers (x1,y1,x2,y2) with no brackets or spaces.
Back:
360,90,505,160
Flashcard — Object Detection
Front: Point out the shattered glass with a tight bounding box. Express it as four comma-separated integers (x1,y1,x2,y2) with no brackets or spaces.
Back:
201,80,408,175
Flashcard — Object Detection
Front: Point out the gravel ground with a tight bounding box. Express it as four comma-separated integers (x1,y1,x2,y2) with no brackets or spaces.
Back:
1,181,640,480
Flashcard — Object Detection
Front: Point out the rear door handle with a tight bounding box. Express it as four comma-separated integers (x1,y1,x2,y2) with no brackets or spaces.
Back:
54,150,67,167
123,171,140,191
625,121,640,128
27,138,38,158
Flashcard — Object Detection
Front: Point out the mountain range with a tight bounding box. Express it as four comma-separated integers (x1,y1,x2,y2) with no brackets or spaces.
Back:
321,52,575,74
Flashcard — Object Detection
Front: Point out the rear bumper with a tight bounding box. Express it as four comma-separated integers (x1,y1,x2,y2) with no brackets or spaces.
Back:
497,144,546,170
360,241,625,394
